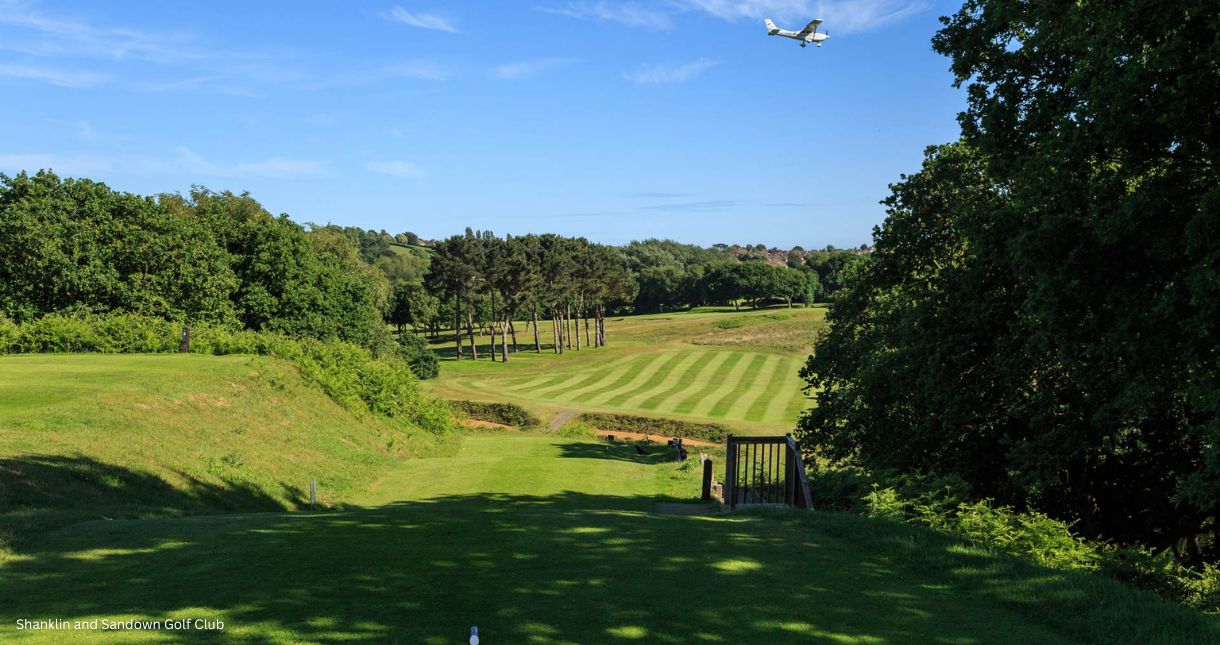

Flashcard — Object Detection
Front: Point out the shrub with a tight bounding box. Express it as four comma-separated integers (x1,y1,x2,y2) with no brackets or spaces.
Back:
448,400,540,428
578,413,730,443
953,500,1099,570
395,332,439,380
862,485,907,521
0,316,17,353
14,315,101,353
556,421,597,439
812,466,1219,612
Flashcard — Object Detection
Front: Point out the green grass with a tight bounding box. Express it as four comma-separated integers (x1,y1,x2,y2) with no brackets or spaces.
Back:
1,355,1215,643
2,432,1216,643
426,307,826,433
0,354,449,550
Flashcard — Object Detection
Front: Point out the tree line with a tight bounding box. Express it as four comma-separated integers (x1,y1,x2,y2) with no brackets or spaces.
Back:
385,233,861,361
799,0,1220,565
418,231,634,362
0,174,390,348
0,170,862,374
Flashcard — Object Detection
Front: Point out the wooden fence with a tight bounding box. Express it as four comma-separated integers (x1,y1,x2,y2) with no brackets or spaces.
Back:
723,434,813,510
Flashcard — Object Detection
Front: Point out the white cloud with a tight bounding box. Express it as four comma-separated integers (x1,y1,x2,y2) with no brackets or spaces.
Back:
385,6,458,33
538,0,924,34
234,158,326,178
385,60,453,81
493,58,579,80
174,146,326,178
679,0,816,22
681,0,926,33
365,160,424,179
0,3,198,62
815,0,927,33
0,2,298,94
537,2,673,30
624,58,717,85
0,63,107,87
637,199,738,212
0,152,122,175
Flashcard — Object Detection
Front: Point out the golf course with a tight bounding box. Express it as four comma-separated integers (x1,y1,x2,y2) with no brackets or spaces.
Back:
427,307,824,433
2,0,1218,640
3,349,1217,643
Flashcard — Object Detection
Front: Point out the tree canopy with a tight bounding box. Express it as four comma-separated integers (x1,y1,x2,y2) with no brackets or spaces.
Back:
0,173,391,349
799,0,1220,562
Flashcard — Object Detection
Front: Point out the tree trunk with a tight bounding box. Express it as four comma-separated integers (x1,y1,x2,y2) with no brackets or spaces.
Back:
509,319,519,353
454,294,463,359
575,306,581,351
466,303,478,360
533,307,542,352
489,291,498,362
501,315,510,363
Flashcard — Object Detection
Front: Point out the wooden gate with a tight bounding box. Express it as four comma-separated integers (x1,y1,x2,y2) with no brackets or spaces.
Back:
724,434,813,510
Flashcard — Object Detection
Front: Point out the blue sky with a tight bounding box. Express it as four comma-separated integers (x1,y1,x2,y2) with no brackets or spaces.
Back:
0,0,964,247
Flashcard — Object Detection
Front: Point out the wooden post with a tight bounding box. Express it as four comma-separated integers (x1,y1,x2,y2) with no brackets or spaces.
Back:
786,434,813,510
725,435,736,510
701,457,713,501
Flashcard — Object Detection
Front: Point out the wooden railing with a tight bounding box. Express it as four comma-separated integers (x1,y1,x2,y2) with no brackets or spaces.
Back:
723,434,813,510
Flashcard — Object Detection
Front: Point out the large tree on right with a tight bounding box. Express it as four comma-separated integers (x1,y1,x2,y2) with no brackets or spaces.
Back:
799,1,1220,562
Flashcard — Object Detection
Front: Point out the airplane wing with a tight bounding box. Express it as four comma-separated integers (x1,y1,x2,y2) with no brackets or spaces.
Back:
796,18,823,37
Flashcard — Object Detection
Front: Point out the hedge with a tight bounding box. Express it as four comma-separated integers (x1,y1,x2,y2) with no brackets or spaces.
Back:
448,400,540,429
578,412,729,443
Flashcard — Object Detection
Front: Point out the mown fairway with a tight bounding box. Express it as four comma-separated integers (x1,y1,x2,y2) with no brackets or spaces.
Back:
427,307,825,433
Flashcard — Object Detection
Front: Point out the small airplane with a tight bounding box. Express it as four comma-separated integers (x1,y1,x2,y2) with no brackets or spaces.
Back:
765,18,829,48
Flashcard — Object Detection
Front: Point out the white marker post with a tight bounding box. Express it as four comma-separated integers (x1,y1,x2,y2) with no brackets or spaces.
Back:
470,626,479,644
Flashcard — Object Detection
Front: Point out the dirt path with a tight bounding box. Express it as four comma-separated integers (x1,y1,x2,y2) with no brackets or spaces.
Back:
549,409,577,433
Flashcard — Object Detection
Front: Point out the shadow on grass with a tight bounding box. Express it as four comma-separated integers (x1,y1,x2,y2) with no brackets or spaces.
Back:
1,453,1216,644
555,441,674,465
4,488,1215,644
0,455,304,550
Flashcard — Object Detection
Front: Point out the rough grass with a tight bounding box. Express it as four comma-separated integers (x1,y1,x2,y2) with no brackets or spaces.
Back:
0,354,450,551
1,434,1215,643
427,307,825,434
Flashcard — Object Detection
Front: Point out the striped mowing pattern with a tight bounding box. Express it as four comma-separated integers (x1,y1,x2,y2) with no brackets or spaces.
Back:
495,349,810,426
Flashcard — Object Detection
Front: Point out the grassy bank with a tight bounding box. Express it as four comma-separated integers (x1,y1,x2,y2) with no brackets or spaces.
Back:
0,354,453,552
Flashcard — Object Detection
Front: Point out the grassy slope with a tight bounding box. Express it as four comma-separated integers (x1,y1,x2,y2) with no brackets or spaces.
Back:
2,433,1216,643
0,354,449,550
427,307,825,434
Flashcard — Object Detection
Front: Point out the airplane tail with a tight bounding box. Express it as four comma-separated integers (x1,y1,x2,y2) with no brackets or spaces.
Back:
764,18,779,34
